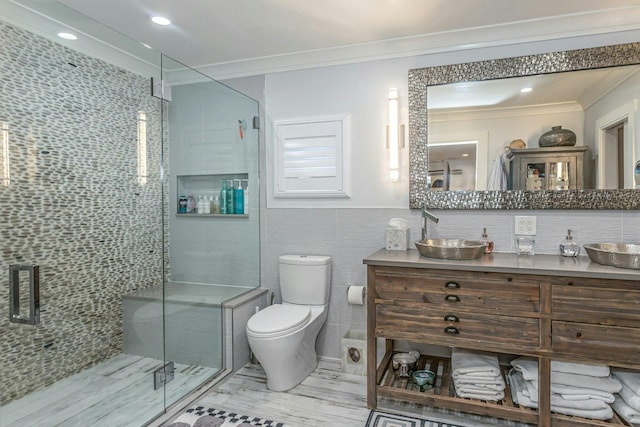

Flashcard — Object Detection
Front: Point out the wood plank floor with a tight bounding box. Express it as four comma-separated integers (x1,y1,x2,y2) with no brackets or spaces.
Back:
160,360,532,427
1,354,218,427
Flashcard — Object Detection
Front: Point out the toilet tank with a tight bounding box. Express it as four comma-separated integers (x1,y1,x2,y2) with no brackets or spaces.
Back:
279,255,331,305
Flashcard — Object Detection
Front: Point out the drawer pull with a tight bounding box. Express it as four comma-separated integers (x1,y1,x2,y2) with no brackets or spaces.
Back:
445,281,460,289
445,294,460,303
576,332,582,338
444,326,460,335
444,315,459,322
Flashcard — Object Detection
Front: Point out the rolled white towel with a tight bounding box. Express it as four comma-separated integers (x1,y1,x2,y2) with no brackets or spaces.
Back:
617,380,640,412
451,348,500,377
511,357,621,393
507,370,613,420
528,380,615,403
612,395,640,424
612,369,640,394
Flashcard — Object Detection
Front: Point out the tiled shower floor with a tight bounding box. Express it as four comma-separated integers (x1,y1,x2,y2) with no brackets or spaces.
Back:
1,353,218,427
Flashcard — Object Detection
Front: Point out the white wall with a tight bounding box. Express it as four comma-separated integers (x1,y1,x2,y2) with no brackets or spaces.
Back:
259,31,640,359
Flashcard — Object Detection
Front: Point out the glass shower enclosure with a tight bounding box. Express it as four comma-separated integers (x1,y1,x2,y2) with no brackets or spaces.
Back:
0,1,260,425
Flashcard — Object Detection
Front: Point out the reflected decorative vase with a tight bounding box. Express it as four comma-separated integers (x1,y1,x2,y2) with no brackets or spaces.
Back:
538,126,577,147
635,160,640,188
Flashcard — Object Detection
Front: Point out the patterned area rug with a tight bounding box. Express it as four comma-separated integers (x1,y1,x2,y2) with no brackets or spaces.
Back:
164,406,290,427
366,410,465,427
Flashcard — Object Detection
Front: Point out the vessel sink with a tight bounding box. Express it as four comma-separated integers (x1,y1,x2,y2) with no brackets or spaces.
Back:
583,243,640,270
415,239,487,260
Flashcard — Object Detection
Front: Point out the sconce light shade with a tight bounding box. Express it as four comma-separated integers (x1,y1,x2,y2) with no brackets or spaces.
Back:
1,122,9,186
388,88,399,182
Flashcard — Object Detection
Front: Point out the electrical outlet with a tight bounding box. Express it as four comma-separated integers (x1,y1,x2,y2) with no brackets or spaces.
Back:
515,216,536,235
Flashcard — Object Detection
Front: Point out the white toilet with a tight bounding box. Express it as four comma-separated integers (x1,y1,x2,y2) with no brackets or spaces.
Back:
246,255,331,391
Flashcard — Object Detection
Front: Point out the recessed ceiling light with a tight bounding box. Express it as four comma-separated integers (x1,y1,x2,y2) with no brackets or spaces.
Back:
461,153,469,157
57,32,77,40
520,87,533,93
141,42,152,49
151,16,171,26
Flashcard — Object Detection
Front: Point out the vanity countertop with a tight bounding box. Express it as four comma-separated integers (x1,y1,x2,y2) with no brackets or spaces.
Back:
364,249,640,281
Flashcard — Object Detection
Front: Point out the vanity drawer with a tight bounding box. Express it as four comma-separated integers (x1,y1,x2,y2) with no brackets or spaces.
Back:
374,269,540,314
552,321,640,365
552,286,640,327
376,304,540,348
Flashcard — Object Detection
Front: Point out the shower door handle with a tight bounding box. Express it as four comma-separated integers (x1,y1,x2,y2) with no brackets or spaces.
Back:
9,264,40,325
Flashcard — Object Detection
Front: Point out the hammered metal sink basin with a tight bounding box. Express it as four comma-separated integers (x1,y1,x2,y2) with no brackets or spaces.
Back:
583,243,640,270
415,239,487,260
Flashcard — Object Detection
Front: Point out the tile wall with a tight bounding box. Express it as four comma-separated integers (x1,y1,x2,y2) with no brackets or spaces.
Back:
261,207,640,359
0,21,165,404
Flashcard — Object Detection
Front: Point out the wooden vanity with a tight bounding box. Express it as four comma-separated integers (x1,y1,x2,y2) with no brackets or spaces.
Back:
364,249,640,427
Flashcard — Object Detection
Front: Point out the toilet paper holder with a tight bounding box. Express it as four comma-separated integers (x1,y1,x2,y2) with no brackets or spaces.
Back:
346,285,367,305
346,286,367,296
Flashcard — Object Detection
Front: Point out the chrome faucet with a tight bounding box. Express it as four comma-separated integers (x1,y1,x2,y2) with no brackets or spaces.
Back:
421,205,439,241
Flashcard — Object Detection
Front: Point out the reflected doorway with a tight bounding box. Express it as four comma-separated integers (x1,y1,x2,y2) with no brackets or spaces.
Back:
428,141,478,191
596,100,636,189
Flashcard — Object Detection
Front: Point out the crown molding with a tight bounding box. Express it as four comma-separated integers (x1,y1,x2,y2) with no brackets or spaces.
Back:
3,2,640,83
193,7,640,79
429,102,584,123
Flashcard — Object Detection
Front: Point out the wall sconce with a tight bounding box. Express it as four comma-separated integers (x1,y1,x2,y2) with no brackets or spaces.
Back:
1,121,9,187
137,111,148,186
387,88,405,182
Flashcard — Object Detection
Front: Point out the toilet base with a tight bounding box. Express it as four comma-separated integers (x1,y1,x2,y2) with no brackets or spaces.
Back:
247,305,327,391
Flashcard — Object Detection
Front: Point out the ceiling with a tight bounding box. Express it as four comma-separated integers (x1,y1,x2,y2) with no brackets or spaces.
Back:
429,65,640,111
5,0,640,78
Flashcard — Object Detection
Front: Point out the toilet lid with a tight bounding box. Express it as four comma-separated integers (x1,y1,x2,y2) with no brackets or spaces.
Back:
247,304,311,335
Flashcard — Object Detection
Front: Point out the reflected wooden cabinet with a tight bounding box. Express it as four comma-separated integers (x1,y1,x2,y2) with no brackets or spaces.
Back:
509,146,590,191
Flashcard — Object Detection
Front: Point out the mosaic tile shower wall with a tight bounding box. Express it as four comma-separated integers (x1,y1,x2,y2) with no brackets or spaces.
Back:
0,21,166,404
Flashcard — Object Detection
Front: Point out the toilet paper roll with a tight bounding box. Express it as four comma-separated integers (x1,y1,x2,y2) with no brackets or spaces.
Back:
347,286,366,305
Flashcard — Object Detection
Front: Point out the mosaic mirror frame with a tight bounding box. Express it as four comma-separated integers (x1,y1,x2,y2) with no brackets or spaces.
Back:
409,42,640,210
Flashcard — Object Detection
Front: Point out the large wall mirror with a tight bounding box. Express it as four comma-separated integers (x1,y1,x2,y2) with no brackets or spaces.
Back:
409,42,640,209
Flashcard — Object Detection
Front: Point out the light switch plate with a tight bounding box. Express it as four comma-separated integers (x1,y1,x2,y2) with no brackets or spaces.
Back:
515,216,536,235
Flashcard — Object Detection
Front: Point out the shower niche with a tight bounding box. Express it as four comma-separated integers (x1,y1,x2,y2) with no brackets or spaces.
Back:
176,173,250,216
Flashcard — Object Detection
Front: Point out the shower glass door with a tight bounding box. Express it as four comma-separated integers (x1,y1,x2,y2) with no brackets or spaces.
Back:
0,1,261,424
161,53,261,409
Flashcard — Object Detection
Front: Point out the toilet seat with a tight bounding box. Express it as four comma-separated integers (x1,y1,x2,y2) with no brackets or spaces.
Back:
247,304,311,338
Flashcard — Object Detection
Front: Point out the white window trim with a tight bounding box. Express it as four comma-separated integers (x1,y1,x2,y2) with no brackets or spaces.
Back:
272,114,351,199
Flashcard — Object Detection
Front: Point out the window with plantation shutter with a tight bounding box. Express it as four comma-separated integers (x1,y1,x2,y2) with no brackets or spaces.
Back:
274,115,351,198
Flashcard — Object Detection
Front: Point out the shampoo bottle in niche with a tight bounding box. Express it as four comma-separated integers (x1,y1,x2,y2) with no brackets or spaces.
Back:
242,179,249,215
219,182,228,214
196,195,205,214
187,194,196,214
226,180,235,214
234,179,244,214
178,195,187,213
480,227,494,254
211,194,220,214
559,229,580,257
